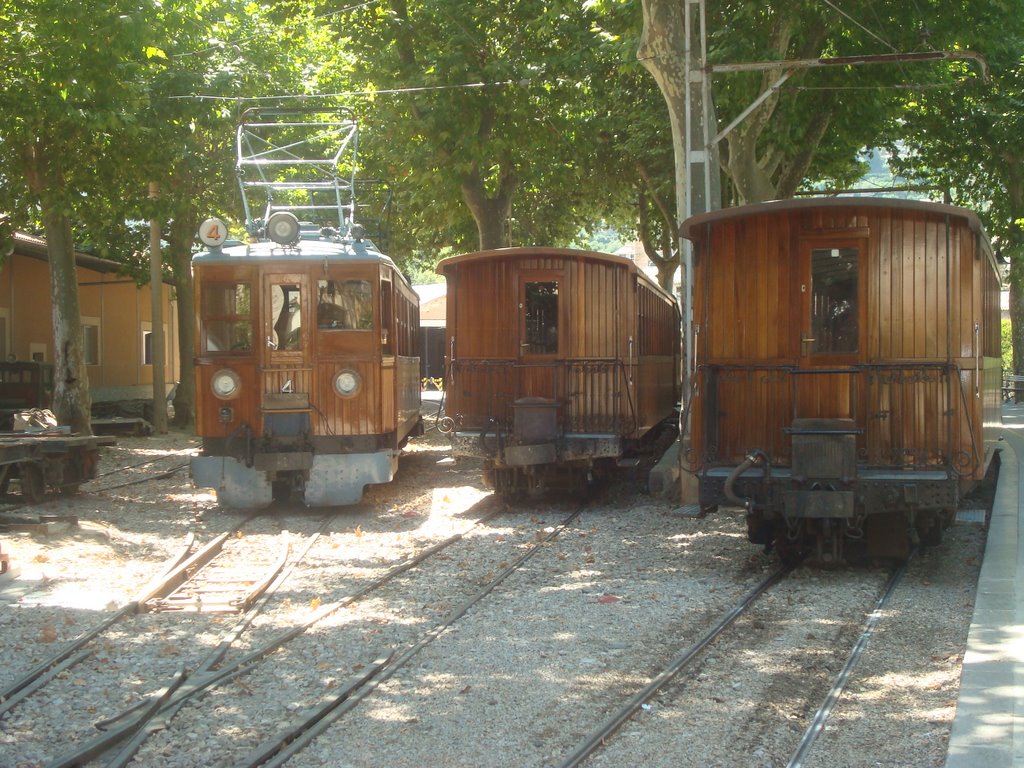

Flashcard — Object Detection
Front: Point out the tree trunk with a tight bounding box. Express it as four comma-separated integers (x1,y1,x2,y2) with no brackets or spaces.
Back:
1006,161,1024,397
461,163,516,251
42,205,92,434
23,140,92,434
638,0,688,228
168,207,197,429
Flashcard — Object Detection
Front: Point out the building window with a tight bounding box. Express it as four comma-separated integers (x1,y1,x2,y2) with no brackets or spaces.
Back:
143,330,153,365
82,323,99,366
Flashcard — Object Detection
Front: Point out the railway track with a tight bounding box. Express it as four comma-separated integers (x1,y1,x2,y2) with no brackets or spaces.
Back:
37,498,571,766
3,426,985,768
0,521,282,720
556,559,920,768
785,555,913,768
556,563,794,768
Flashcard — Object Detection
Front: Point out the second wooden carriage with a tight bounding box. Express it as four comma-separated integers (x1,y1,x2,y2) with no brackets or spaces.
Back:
682,197,1001,563
438,247,680,496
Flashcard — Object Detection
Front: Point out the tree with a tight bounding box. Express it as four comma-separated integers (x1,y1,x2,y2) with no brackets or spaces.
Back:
338,0,612,252
637,0,1001,207
133,2,332,428
883,18,1024,374
0,0,164,433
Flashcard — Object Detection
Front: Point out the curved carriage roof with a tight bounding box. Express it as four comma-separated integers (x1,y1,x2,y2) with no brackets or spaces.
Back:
193,238,400,272
436,246,673,299
679,197,991,245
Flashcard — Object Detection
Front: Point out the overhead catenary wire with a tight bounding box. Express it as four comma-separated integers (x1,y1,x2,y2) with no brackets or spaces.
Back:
168,78,530,102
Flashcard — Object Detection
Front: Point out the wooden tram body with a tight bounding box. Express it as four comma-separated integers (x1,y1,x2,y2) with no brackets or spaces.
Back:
191,112,421,509
438,247,680,495
191,241,421,508
682,198,1001,562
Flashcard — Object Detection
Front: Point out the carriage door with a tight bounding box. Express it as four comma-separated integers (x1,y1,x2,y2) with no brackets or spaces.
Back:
797,240,864,419
517,271,562,422
263,273,312,433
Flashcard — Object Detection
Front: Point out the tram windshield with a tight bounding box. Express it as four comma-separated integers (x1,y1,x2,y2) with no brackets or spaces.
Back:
203,282,252,353
317,279,373,330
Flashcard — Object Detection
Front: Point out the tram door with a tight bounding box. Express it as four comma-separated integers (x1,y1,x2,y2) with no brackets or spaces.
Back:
262,273,311,433
517,271,561,403
797,240,864,420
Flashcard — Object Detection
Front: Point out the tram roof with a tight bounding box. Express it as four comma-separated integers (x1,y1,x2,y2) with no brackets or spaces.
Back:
679,197,990,242
436,246,673,300
437,246,636,272
192,238,398,270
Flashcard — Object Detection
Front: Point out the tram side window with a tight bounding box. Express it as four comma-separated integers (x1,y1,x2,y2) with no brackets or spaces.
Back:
317,279,373,330
203,282,252,353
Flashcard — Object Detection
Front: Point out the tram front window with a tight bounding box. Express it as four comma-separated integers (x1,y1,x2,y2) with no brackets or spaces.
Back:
271,284,302,350
203,282,252,353
317,279,373,330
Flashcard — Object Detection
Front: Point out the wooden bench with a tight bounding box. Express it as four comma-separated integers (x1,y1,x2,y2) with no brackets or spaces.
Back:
1003,374,1024,401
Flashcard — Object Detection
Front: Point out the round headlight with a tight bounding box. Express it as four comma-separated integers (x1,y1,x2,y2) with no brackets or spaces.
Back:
266,211,300,246
333,369,361,398
211,369,241,399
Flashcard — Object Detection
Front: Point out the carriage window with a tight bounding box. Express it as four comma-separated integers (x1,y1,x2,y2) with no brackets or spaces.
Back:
811,247,858,354
524,281,559,354
203,282,252,353
271,284,302,350
317,279,373,330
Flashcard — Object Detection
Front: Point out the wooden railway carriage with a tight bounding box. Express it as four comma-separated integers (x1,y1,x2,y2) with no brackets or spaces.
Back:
681,198,1001,563
191,112,421,509
438,247,680,496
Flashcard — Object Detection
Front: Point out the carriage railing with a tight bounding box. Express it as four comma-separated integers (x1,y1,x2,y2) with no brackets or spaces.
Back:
447,358,637,436
698,362,979,475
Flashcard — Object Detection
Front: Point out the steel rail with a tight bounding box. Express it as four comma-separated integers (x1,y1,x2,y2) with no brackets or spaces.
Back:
145,536,290,613
252,504,588,768
786,554,914,768
0,534,196,718
102,525,326,768
556,564,793,768
46,667,187,768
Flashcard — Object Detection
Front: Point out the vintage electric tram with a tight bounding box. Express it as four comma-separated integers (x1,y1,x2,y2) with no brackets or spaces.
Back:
438,247,680,496
681,197,1001,563
191,112,421,508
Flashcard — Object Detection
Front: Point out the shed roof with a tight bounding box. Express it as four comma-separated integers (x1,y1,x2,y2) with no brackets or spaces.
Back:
11,232,131,275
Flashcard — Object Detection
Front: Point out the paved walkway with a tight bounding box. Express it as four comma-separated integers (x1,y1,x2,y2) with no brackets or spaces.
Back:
946,403,1024,767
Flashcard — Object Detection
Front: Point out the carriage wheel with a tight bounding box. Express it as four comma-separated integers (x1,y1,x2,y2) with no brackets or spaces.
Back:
18,463,45,504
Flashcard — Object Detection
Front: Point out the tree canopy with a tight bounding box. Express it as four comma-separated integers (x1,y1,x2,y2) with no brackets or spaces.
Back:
1,0,1022,427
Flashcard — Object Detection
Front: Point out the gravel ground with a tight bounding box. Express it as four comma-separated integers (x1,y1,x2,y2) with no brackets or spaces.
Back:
0,420,987,768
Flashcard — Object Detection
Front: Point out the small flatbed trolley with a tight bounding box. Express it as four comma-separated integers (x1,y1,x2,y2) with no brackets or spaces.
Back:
438,246,680,496
681,197,1001,563
0,431,114,502
191,111,421,509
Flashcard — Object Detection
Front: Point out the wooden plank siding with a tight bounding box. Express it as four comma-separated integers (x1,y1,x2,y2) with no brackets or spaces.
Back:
685,200,1000,481
440,247,679,442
